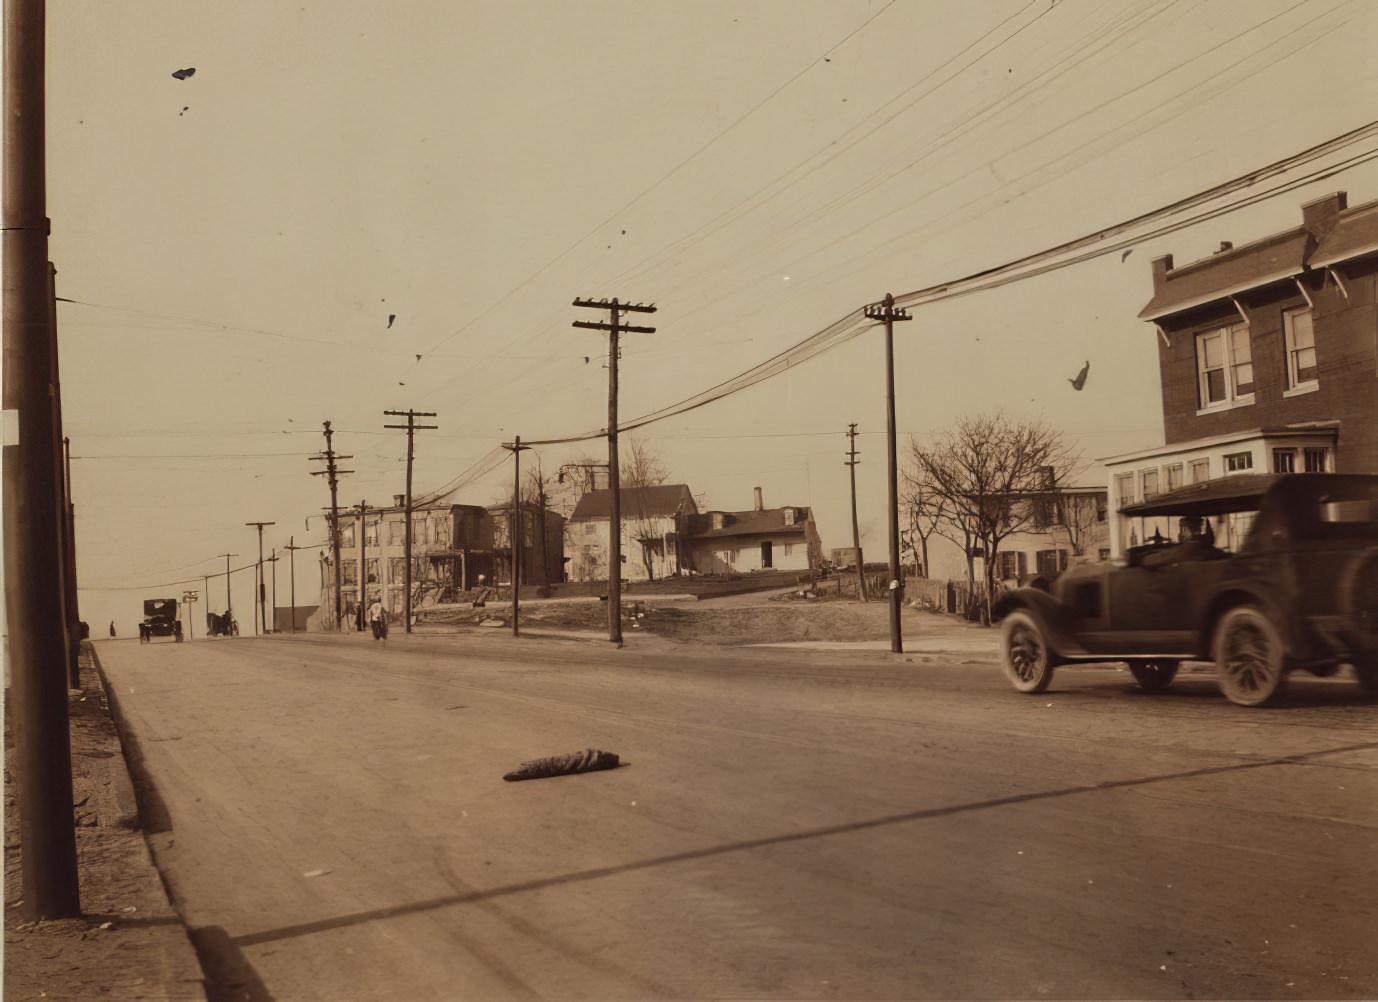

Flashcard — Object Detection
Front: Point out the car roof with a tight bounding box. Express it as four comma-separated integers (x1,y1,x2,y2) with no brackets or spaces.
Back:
1121,472,1378,517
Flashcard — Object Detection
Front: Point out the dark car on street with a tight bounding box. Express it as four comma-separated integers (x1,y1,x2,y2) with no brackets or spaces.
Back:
993,473,1378,706
140,597,183,642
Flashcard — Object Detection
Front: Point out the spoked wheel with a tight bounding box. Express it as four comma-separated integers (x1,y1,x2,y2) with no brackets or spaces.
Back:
1127,660,1179,693
1000,609,1058,694
1213,606,1288,706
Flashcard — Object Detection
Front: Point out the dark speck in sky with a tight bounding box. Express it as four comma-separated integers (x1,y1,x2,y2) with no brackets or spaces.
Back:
171,67,195,80
387,314,396,328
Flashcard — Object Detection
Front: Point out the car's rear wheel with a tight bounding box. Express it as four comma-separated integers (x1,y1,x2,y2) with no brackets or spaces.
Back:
1213,606,1288,706
1001,609,1058,694
1127,660,1179,692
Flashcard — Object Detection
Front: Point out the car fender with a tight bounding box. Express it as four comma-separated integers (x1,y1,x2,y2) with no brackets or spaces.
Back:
1201,585,1307,659
993,587,1078,654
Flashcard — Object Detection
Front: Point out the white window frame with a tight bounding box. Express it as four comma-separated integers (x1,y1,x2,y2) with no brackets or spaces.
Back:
1304,447,1331,472
1114,473,1134,511
1272,448,1296,474
1189,458,1210,484
1282,308,1318,395
1140,468,1160,499
1225,451,1253,472
1196,324,1254,411
1165,463,1184,493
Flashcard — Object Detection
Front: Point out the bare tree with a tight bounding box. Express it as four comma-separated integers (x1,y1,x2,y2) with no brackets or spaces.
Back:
900,460,946,579
621,436,672,580
911,411,1078,619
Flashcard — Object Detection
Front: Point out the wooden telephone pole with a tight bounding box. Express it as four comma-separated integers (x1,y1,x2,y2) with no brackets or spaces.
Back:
573,297,656,646
844,423,868,603
284,537,303,633
4,0,81,919
502,437,530,636
383,409,437,633
864,293,912,654
309,421,352,630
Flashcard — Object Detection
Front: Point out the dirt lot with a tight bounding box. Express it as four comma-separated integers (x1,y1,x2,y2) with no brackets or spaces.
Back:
424,588,959,645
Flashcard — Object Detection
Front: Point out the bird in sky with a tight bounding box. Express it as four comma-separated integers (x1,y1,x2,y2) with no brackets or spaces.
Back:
1069,360,1090,390
171,67,195,80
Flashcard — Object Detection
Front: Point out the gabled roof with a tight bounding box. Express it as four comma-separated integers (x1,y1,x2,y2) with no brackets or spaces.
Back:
688,506,814,540
569,484,697,521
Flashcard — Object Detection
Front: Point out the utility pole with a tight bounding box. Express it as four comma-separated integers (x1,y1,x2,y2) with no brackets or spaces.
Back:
573,297,656,646
502,437,530,636
349,501,375,631
864,293,912,654
309,421,352,631
218,553,236,623
845,423,868,604
383,409,437,634
268,550,278,632
245,521,275,637
284,537,303,633
3,0,81,919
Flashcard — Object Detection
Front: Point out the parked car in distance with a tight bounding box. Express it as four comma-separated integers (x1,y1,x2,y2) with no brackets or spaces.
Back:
993,473,1378,706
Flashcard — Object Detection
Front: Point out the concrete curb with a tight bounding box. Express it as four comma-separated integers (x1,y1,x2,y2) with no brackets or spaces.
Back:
85,641,209,1001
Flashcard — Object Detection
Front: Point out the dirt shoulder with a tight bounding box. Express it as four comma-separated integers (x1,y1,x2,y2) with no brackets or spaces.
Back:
4,646,206,1001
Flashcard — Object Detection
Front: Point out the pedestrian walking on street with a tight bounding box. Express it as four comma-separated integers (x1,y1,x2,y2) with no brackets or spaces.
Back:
109,620,116,638
368,598,387,640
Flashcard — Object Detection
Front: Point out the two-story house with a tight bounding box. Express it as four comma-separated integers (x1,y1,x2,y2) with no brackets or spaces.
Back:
1106,191,1378,555
565,484,698,583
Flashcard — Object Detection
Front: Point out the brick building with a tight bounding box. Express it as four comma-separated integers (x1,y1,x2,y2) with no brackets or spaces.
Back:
1106,191,1378,555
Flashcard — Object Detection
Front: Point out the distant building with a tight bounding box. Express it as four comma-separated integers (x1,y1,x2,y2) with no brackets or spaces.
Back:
987,486,1110,584
322,495,564,622
1106,191,1378,555
684,487,822,575
565,484,698,583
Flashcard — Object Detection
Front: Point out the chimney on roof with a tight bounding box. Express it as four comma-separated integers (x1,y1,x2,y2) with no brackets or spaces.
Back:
753,486,763,511
393,494,405,507
1150,254,1174,294
1301,191,1346,243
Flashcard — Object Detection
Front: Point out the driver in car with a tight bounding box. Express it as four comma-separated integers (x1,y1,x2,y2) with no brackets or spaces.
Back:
1142,515,1227,568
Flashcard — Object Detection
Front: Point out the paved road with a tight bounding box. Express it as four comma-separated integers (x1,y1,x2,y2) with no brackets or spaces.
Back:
97,632,1378,1001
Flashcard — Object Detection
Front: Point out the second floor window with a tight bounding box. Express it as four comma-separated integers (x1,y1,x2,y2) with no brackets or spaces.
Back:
1141,468,1160,499
1197,324,1253,408
1273,448,1296,473
1304,447,1330,472
1165,463,1184,492
1225,451,1253,472
1114,473,1134,510
1189,458,1210,483
1283,308,1317,391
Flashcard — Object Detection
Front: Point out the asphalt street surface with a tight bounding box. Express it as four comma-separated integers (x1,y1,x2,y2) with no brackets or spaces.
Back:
98,632,1378,1000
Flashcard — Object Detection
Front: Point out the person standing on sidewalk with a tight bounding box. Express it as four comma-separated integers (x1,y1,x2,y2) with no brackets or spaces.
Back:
368,597,386,640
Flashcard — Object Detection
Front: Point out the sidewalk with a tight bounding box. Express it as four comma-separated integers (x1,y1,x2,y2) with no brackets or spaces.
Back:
3,642,207,1001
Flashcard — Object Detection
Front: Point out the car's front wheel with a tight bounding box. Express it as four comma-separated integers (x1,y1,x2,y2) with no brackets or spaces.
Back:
1127,660,1179,693
1213,606,1288,706
1000,609,1058,694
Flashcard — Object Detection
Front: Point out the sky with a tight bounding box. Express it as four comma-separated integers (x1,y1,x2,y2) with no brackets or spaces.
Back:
28,0,1378,632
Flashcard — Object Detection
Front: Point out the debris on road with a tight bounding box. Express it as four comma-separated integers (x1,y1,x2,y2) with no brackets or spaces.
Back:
503,747,621,782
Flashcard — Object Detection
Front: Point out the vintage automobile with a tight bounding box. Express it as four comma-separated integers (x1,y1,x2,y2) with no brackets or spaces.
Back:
140,597,183,642
993,473,1378,706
